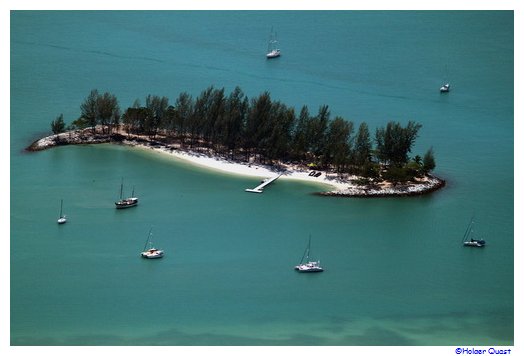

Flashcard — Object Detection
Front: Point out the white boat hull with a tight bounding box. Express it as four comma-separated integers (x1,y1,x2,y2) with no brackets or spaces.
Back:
266,50,281,58
141,249,164,259
463,240,485,247
295,261,324,273
440,83,450,92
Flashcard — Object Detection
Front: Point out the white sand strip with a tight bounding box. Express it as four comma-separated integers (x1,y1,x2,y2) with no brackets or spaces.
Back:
135,144,345,191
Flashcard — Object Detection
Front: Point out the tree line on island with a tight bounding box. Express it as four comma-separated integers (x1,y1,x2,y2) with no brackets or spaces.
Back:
51,87,436,184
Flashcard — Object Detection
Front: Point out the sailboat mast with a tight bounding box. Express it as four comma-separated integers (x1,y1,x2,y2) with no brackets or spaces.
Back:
119,178,124,199
268,27,272,52
462,216,474,242
299,243,308,264
143,228,153,251
306,235,311,262
59,199,63,218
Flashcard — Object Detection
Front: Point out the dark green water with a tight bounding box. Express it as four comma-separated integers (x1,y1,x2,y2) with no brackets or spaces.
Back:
10,11,513,345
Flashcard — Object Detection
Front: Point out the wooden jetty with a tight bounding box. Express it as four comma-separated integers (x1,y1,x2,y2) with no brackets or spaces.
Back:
245,174,282,193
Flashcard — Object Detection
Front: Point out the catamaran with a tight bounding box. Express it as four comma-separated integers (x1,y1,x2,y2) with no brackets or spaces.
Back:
57,199,67,224
266,27,281,59
294,236,323,273
115,178,138,209
462,216,486,247
141,228,164,259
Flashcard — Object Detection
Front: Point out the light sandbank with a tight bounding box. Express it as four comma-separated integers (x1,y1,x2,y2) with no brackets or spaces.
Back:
27,128,445,197
135,142,344,191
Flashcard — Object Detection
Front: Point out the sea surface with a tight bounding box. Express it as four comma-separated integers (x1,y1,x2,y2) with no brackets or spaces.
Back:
10,11,514,346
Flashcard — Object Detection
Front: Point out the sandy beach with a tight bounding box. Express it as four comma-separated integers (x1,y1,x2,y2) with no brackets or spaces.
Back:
27,128,445,197
140,143,346,190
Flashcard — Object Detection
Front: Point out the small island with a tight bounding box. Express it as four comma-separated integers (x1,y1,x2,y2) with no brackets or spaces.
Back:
28,87,445,197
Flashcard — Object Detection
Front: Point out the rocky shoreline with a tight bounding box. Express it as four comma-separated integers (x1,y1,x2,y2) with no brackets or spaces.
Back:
27,127,446,198
315,175,446,198
27,128,129,151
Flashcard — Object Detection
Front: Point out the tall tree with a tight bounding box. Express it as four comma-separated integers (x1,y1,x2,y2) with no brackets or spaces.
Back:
223,86,248,159
353,122,372,166
191,87,215,148
111,107,121,133
245,92,272,160
80,89,99,133
97,92,120,134
264,102,295,162
208,88,226,149
122,107,138,135
173,92,194,144
163,105,176,137
309,105,330,161
375,121,422,165
51,113,66,134
324,117,353,172
422,147,436,173
291,105,312,161
145,95,169,138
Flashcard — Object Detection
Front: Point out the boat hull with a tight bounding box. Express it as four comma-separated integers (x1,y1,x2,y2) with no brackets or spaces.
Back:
57,218,67,224
463,240,485,247
141,250,164,259
115,203,138,209
295,261,324,273
266,50,280,59
440,84,450,92
115,198,138,209
296,267,324,273
141,254,163,259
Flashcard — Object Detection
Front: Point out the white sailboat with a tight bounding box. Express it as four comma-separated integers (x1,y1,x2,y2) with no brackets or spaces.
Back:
440,65,450,92
57,199,67,224
115,178,138,209
294,236,324,272
440,83,450,92
266,27,281,59
462,216,486,247
141,228,164,259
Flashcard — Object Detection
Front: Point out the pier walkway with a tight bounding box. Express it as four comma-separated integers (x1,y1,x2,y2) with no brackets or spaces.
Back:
245,174,282,193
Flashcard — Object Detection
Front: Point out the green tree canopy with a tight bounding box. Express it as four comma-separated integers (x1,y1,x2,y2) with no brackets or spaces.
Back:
67,86,437,182
51,113,66,134
423,147,436,173
353,122,372,166
375,121,422,165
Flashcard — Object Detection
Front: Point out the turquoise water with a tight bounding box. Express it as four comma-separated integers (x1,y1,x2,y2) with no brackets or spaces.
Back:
10,11,514,345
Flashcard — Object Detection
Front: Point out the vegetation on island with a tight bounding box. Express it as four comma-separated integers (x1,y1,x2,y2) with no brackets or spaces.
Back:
50,113,66,135
52,87,437,184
